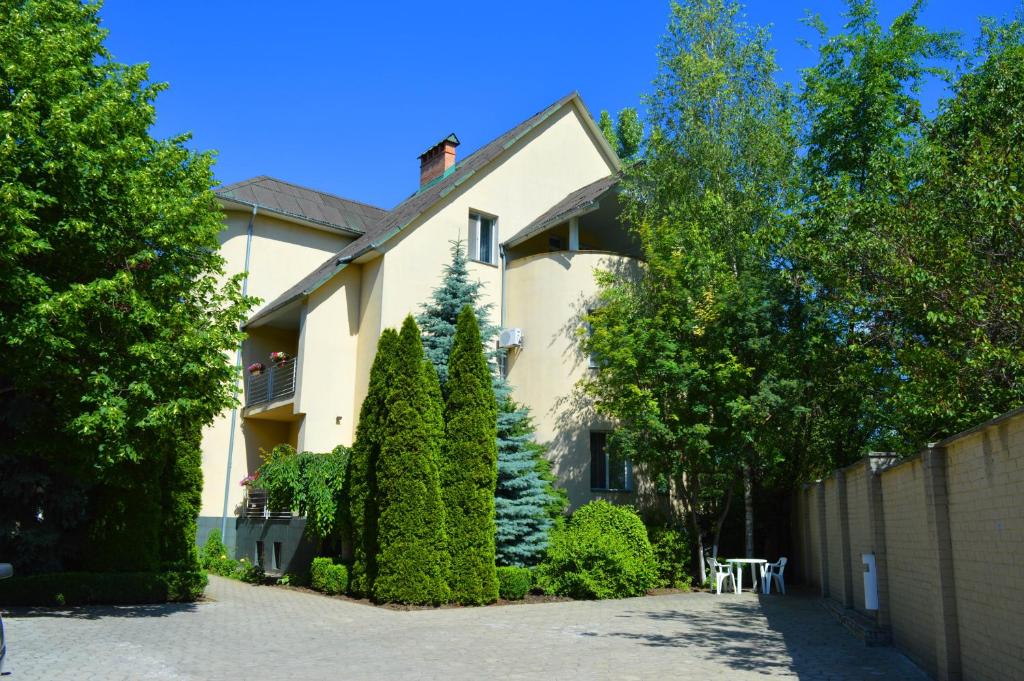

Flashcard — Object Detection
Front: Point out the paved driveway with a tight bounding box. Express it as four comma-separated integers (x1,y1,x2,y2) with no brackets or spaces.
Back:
5,576,924,680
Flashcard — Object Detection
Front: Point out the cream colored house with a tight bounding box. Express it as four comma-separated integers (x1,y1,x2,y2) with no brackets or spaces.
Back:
198,93,659,557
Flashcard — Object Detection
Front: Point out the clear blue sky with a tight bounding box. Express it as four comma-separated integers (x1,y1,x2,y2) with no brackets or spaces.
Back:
98,1,1021,209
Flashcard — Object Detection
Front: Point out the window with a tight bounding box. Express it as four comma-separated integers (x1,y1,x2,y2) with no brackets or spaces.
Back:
590,431,632,491
468,212,498,264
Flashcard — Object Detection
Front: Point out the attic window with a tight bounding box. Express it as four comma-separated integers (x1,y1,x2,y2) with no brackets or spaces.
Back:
468,212,498,265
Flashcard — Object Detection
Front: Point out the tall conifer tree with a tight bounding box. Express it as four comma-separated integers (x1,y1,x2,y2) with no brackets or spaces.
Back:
373,316,450,604
418,241,565,567
346,328,399,596
443,306,499,604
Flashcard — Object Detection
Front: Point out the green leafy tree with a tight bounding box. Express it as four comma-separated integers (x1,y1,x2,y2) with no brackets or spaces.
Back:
373,316,450,604
0,0,251,575
584,0,802,574
597,107,643,161
346,328,399,596
442,306,499,604
793,0,988,455
418,241,565,566
255,444,350,548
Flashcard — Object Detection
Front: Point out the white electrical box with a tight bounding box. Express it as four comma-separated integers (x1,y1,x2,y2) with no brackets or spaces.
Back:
498,327,523,349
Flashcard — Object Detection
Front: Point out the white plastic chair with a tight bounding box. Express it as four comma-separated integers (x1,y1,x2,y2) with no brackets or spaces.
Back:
708,556,737,595
763,557,787,594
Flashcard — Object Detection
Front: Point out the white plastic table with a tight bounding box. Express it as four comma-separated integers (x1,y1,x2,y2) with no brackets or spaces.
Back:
727,558,767,593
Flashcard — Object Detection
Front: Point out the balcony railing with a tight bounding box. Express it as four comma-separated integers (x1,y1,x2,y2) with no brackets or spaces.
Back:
245,357,297,407
243,488,293,520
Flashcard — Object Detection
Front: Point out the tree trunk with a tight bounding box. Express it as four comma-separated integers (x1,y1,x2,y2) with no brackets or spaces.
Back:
711,485,733,560
676,470,707,584
744,463,754,558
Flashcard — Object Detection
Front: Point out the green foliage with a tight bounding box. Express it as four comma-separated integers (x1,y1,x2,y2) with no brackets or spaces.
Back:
310,557,348,595
496,566,532,600
0,570,207,606
373,317,450,605
793,3,1023,455
442,306,499,605
418,241,565,567
255,444,350,541
537,501,657,600
347,328,400,596
647,524,693,589
0,0,251,574
199,530,263,584
597,108,643,160
585,0,802,566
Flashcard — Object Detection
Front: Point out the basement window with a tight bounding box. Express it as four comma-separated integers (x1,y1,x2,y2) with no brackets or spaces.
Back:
468,212,498,265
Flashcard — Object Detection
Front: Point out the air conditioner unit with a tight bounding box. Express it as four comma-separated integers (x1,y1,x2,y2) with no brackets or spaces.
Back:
498,327,523,349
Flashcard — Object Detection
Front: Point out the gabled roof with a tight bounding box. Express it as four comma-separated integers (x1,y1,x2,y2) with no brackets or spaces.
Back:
246,92,620,326
503,174,620,247
216,176,386,236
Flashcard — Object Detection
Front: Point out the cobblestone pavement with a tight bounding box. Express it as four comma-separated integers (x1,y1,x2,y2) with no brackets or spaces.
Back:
4,576,925,680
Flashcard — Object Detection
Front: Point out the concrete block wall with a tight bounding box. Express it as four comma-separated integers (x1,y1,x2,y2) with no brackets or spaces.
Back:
791,407,1024,681
844,465,870,612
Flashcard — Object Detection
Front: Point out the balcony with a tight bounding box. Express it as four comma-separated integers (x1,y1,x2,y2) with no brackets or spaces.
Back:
246,357,297,407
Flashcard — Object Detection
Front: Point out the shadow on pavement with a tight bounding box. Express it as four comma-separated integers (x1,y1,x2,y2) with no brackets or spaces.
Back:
5,601,201,620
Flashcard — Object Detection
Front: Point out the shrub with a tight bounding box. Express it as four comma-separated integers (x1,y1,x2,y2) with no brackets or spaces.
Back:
347,328,400,597
442,306,499,605
496,566,531,600
536,500,657,599
200,530,264,584
372,317,450,605
255,444,350,542
310,557,348,595
0,570,207,606
648,524,693,590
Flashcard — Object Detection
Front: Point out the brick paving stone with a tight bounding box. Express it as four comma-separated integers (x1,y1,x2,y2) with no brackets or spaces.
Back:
3,577,927,680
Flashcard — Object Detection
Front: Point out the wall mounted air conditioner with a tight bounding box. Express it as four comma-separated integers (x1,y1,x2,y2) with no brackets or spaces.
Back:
498,327,523,349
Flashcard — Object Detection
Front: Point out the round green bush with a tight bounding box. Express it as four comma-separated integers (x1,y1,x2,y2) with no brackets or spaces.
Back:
536,500,657,599
310,557,348,595
496,566,531,600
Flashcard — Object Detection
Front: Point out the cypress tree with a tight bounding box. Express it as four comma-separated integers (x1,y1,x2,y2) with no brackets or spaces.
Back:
419,241,566,566
443,306,499,604
373,316,450,604
346,328,399,596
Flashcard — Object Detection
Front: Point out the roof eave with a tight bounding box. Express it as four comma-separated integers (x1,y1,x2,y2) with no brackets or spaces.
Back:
216,196,366,238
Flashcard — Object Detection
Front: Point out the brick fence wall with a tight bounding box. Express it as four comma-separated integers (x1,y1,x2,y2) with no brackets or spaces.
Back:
790,407,1024,681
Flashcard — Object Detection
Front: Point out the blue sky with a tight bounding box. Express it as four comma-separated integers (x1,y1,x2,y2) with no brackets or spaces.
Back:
98,1,1021,208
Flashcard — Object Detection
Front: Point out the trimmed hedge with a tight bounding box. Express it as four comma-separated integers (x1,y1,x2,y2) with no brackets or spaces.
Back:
496,566,531,600
536,500,658,599
0,570,207,606
310,557,348,595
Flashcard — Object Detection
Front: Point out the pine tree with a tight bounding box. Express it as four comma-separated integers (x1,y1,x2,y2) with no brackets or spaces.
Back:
418,241,497,388
442,306,499,604
418,241,566,567
373,316,450,604
495,401,568,566
346,328,399,596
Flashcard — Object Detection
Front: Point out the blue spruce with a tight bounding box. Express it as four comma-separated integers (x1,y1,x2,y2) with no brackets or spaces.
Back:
417,241,566,566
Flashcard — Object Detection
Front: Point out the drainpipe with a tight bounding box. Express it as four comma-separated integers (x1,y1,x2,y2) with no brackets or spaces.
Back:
220,204,258,543
499,244,507,328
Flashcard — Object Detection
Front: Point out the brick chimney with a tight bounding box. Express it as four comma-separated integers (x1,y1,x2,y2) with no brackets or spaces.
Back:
418,133,460,186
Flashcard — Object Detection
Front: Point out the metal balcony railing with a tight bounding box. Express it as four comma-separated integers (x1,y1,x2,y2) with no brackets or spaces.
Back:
243,488,293,520
245,357,297,407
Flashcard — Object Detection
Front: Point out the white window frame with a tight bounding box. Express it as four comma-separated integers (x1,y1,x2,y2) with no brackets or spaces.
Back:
590,431,633,492
468,211,498,265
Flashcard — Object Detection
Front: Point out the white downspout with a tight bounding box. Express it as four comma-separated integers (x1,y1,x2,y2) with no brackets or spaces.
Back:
220,204,257,541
